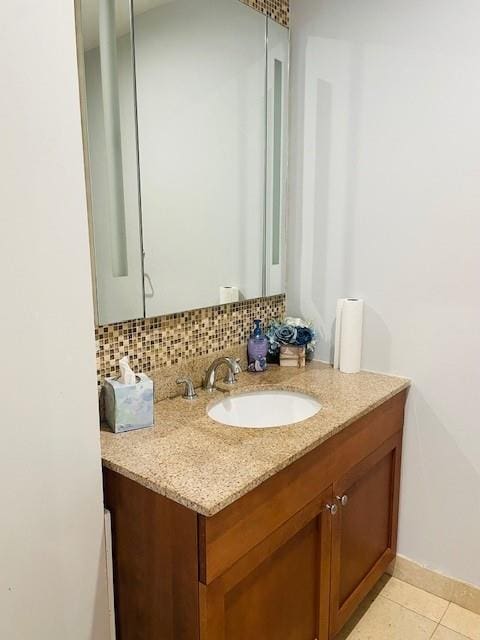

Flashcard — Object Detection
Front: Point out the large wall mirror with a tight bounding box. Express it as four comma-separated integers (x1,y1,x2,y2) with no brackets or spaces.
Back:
77,0,289,325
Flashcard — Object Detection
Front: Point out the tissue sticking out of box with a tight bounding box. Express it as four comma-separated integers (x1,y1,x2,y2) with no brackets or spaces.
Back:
104,372,154,433
119,356,137,385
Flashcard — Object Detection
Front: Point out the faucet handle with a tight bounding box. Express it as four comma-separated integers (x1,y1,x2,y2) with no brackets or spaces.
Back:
176,377,198,400
231,358,242,375
223,357,241,384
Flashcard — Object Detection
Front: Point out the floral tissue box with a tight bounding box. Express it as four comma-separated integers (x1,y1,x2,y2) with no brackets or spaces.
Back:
104,373,154,434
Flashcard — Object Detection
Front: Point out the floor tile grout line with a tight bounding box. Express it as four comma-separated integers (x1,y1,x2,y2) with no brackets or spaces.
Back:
383,576,451,605
439,616,477,640
379,591,450,624
346,578,479,639
435,623,476,640
439,601,452,624
380,593,477,640
386,575,480,617
376,594,446,626
428,621,440,639
437,601,477,638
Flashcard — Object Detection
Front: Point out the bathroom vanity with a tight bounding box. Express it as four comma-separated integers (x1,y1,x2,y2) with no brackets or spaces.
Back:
101,363,409,639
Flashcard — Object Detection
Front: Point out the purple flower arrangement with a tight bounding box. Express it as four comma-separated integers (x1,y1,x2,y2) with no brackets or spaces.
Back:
266,317,316,362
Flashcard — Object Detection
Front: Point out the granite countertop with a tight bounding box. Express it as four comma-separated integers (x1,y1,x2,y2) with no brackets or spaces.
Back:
100,363,410,517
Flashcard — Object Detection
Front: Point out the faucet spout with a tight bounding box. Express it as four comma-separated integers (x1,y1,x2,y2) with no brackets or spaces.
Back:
204,357,238,393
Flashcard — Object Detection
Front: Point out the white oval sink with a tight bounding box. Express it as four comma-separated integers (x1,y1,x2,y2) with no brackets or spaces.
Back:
208,390,321,428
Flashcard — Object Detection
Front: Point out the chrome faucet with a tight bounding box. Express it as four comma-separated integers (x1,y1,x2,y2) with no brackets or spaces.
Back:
204,357,241,393
176,377,198,400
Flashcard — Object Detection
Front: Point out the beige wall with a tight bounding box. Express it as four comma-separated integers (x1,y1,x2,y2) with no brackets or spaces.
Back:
0,2,109,638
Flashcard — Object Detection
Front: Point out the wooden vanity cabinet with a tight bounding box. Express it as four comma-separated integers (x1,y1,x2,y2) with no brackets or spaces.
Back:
103,390,406,640
199,485,333,640
329,431,402,637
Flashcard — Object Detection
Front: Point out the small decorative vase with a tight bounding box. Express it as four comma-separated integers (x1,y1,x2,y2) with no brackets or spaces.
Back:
279,345,306,368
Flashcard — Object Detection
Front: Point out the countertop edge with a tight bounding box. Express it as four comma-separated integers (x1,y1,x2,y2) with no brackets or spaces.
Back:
101,380,410,517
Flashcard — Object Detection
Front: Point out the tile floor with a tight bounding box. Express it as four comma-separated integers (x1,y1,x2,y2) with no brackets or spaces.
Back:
336,576,480,640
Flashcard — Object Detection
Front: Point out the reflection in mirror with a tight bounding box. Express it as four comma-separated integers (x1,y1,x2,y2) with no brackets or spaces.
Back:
81,0,145,324
137,0,266,316
78,0,288,325
266,18,289,295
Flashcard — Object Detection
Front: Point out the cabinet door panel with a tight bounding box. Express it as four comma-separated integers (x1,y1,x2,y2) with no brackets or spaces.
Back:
338,451,392,604
226,519,317,640
330,432,402,637
201,487,333,640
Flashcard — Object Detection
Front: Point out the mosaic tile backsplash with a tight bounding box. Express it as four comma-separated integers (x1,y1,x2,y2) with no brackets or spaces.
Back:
96,295,286,389
242,0,289,26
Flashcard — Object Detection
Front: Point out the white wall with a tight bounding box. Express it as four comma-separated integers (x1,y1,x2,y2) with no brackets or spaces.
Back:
0,3,109,639
289,0,480,587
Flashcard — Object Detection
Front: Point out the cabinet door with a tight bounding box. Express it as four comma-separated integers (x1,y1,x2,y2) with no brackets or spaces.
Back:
329,432,402,637
200,487,334,640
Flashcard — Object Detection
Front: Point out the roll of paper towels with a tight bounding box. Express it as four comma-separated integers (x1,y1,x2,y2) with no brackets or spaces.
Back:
219,286,240,304
334,298,364,374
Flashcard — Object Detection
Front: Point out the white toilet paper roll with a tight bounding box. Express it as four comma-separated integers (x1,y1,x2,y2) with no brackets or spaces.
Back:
333,298,347,369
338,299,364,374
219,286,240,304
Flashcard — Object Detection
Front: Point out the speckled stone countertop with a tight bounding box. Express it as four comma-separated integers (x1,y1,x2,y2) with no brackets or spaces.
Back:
100,363,410,517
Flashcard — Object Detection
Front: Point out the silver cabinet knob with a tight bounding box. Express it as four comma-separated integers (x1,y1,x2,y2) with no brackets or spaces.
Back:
326,503,338,515
337,494,349,507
